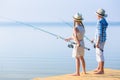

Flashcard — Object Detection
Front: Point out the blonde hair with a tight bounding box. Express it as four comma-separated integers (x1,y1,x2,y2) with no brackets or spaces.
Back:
74,20,84,29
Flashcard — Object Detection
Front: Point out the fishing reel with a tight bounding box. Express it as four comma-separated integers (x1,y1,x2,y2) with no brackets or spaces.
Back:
67,43,90,51
68,43,74,48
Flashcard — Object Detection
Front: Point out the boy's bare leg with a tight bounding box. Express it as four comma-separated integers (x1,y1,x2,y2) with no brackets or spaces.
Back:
94,62,104,74
94,62,100,72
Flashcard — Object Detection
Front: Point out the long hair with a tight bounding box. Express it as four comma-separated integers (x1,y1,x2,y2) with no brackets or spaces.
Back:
80,21,85,29
74,20,84,29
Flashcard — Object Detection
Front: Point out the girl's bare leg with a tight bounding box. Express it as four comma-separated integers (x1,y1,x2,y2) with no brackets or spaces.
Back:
71,57,80,76
80,56,86,74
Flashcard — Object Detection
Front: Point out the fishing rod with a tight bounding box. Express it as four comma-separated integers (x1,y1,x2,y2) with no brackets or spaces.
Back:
84,35,103,52
84,36,103,52
62,20,103,52
0,16,90,51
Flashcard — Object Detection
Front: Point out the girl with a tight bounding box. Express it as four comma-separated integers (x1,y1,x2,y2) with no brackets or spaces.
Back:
65,13,86,76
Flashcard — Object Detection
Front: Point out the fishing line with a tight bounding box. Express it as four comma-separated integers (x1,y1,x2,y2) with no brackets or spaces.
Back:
62,20,103,52
61,19,91,40
0,16,90,51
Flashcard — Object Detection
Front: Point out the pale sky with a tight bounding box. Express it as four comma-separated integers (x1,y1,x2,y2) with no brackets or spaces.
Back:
0,0,120,22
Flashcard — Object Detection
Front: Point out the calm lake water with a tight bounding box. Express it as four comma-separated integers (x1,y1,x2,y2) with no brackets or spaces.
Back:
0,23,120,80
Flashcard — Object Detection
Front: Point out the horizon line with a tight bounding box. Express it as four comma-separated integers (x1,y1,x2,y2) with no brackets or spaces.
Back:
0,22,120,26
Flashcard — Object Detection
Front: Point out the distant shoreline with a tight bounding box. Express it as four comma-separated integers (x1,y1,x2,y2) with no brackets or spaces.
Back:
0,22,120,26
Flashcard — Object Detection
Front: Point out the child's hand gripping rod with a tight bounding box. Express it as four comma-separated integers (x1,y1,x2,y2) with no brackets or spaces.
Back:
84,35,103,52
57,36,90,51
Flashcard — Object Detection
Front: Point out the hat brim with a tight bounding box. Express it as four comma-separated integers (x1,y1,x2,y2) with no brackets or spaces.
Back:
96,12,107,17
73,17,83,21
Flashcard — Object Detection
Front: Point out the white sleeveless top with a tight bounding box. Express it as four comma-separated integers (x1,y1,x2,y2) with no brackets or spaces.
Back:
76,25,85,41
72,25,85,57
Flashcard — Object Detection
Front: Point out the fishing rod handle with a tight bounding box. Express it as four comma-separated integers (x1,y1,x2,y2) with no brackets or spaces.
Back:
68,43,90,51
93,44,103,52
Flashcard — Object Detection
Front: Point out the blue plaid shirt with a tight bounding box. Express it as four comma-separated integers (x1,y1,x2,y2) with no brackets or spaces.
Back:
95,18,108,43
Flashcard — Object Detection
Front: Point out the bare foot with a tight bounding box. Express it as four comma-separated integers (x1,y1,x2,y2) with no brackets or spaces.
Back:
93,69,99,72
94,71,104,74
81,72,86,75
93,69,98,72
69,73,80,76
